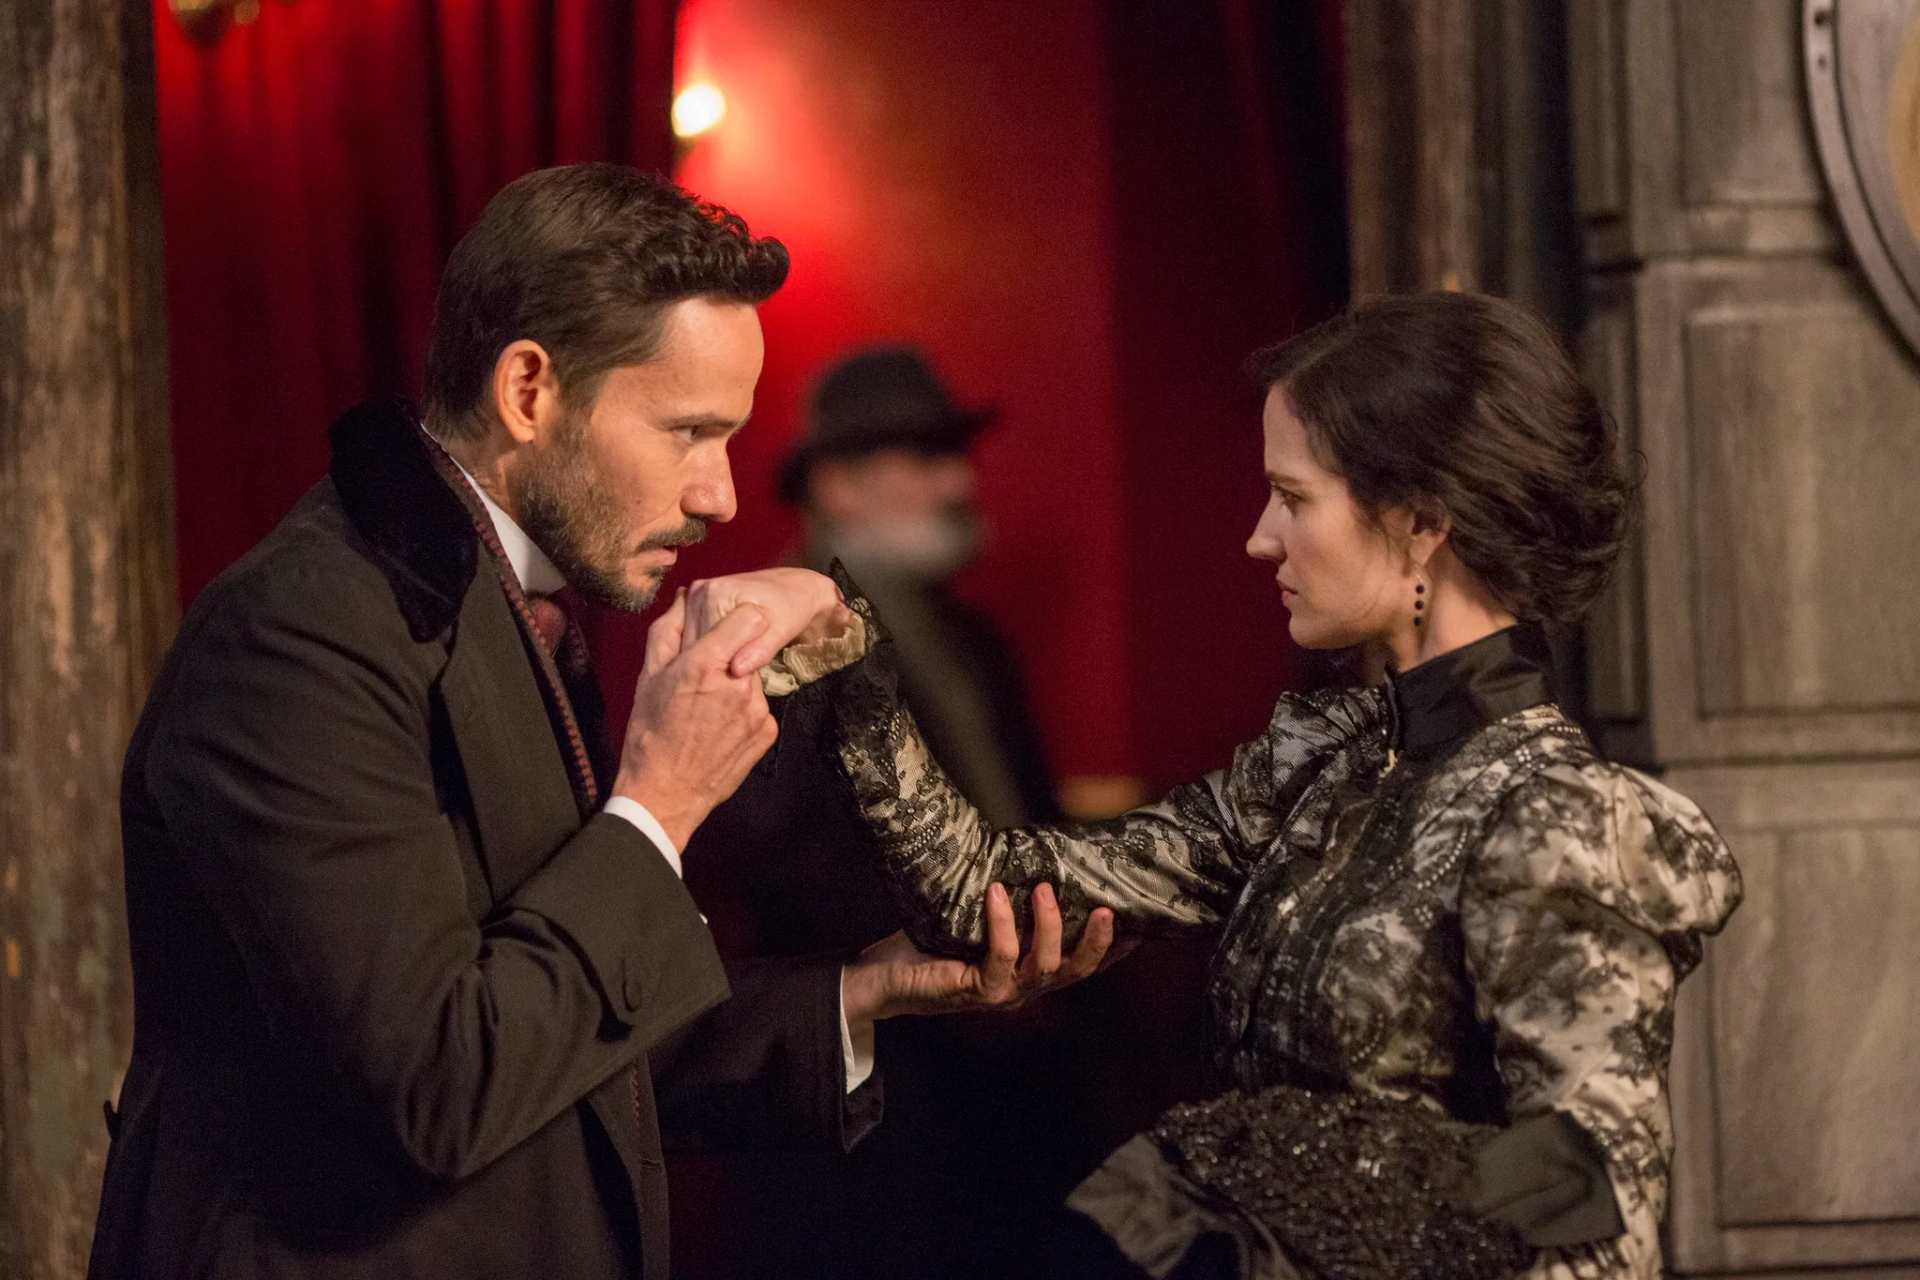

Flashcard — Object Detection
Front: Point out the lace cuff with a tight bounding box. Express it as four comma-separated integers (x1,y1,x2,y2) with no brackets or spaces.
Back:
759,613,869,696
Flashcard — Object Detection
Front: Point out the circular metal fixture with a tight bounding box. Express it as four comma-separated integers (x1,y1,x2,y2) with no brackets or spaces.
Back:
1807,0,1920,358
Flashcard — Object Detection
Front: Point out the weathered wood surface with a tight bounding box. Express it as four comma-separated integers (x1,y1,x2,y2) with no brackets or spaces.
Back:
1344,0,1479,296
1567,0,1836,266
1345,0,1583,331
0,0,175,1275
1668,761,1920,1270
1563,0,1920,1270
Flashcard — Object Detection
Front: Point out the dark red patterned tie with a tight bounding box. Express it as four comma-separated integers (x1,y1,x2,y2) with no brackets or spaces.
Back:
527,594,568,659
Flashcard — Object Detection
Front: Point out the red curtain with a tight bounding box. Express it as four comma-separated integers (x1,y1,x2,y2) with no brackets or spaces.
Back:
1101,0,1350,788
154,0,1346,790
153,0,677,605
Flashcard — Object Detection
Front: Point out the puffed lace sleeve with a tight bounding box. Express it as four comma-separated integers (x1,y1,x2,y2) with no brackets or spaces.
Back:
1461,762,1742,1280
816,591,1382,960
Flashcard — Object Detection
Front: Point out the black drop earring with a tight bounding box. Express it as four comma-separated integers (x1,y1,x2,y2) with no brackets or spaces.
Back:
1413,571,1426,627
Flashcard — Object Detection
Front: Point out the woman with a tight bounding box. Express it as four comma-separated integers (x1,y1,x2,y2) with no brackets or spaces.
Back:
773,291,1740,1279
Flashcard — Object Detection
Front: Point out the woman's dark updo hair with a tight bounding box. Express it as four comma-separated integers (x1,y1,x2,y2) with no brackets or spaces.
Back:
1251,291,1634,624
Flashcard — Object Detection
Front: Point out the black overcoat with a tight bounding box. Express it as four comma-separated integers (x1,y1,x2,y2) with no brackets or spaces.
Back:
88,399,873,1280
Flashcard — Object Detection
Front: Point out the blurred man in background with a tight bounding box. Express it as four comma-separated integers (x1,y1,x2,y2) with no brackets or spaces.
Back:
784,346,1059,828
681,348,1124,1279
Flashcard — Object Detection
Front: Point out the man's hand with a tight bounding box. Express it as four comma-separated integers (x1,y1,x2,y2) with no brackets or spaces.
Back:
612,591,780,849
840,883,1116,1024
681,569,855,677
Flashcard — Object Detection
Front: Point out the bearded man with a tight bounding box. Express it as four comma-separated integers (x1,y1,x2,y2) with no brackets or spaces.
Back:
89,164,1110,1280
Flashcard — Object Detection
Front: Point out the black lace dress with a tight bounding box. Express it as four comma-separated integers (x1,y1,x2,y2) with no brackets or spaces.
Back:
782,614,1742,1280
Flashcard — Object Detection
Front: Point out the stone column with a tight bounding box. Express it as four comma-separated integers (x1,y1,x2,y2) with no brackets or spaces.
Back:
1567,0,1920,1270
0,0,176,1275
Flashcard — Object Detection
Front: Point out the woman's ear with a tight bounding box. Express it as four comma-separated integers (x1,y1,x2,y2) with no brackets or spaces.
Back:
1407,498,1452,568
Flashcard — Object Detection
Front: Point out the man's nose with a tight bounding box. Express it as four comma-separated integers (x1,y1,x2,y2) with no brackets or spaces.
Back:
934,457,976,501
686,454,738,524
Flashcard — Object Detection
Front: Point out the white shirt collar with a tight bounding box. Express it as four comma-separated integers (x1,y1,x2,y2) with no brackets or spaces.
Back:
450,459,567,597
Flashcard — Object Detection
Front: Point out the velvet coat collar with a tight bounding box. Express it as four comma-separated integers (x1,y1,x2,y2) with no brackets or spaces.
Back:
327,394,479,643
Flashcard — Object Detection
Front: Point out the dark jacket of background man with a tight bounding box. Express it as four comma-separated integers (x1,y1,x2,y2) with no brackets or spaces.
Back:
88,398,869,1280
683,349,1096,1279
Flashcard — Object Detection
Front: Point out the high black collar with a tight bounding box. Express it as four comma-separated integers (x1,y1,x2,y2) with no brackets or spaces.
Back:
328,395,478,642
1383,624,1555,758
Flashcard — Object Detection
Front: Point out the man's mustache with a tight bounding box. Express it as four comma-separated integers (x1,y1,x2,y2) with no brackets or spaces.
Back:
639,519,708,552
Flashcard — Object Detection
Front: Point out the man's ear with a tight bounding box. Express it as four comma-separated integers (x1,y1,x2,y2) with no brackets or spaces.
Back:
490,340,564,446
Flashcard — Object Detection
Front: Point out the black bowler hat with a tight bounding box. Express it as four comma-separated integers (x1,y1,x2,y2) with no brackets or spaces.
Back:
777,347,995,504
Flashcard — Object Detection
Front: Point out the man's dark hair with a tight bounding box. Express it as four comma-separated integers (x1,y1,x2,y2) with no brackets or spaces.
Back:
1251,291,1634,624
424,163,789,439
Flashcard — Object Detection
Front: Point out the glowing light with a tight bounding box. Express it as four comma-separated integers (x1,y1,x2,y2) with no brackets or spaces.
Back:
672,83,727,139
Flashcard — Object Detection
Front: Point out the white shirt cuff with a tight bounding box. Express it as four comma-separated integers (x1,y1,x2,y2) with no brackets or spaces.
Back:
838,976,876,1095
603,799,873,1091
601,795,683,878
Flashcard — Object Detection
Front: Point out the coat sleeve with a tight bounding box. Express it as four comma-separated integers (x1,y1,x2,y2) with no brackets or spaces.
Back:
1460,763,1742,1280
651,953,881,1154
818,606,1381,960
146,561,729,1184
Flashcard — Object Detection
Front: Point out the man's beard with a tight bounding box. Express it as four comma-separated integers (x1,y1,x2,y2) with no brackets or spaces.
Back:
509,410,707,611
832,502,982,583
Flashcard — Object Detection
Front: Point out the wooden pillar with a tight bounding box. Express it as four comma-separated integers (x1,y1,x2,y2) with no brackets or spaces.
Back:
1344,0,1593,710
0,0,176,1275
1343,0,1480,296
1343,0,1583,316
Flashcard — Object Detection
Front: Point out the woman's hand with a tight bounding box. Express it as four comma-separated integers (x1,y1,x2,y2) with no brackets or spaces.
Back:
680,569,855,676
840,883,1116,1022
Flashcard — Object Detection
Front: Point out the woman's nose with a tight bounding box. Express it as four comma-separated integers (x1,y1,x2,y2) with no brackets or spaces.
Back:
1246,520,1283,563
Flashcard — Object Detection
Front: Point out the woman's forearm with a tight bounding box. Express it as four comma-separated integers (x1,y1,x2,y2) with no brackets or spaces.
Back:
835,681,1239,958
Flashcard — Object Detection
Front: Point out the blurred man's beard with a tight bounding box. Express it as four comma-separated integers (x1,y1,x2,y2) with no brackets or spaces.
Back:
511,410,706,611
834,503,982,583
